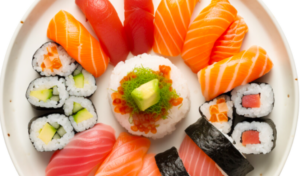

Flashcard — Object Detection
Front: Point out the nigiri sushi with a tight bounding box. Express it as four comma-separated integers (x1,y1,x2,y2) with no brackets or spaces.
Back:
179,135,224,176
138,154,162,176
47,10,109,78
46,123,116,176
95,132,151,176
76,0,129,65
124,0,154,55
153,0,198,56
209,15,248,64
181,0,237,73
198,46,273,101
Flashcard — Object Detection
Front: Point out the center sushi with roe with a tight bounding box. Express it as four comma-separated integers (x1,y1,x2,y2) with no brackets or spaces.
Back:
108,54,190,139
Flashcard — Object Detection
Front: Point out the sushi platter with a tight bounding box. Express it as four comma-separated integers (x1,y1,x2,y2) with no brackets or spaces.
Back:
0,0,298,176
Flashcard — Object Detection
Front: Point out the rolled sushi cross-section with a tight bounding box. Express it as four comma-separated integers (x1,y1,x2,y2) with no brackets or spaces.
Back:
232,119,277,154
231,83,274,118
66,65,97,97
63,96,97,132
108,54,190,139
185,117,254,176
28,114,75,152
26,77,69,109
32,42,78,77
200,95,234,134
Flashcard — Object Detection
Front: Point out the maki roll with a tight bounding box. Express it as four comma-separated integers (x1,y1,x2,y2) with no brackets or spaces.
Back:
155,147,189,176
199,95,234,134
231,83,274,118
32,42,78,76
185,117,254,176
28,114,75,152
63,96,98,132
231,119,277,154
65,65,97,97
26,77,69,109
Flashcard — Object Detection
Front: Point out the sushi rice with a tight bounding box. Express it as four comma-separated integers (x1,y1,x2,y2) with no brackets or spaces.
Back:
108,54,190,139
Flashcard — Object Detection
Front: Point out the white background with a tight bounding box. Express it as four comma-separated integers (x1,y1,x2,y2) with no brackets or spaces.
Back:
0,0,299,175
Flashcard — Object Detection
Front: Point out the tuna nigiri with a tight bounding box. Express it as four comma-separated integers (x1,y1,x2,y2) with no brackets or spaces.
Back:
198,45,273,101
47,10,109,77
124,0,154,55
181,0,237,73
76,0,129,65
153,0,198,56
138,154,162,176
46,123,116,176
209,15,248,64
179,135,224,176
95,132,151,176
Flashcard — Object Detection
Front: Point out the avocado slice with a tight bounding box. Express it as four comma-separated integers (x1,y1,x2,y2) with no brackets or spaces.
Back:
73,108,93,124
38,123,57,144
131,79,160,111
74,73,84,88
73,102,84,114
30,89,53,102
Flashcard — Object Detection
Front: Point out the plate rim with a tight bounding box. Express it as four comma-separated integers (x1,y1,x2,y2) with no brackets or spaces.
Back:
0,0,298,175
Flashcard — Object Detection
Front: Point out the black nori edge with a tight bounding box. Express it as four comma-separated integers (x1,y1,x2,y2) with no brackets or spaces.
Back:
155,147,189,176
185,117,254,176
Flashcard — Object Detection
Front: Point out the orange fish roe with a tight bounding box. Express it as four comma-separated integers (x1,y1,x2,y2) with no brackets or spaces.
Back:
111,65,182,134
209,97,228,123
41,46,62,72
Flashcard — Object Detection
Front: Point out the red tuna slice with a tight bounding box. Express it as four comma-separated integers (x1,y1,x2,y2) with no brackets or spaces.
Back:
242,94,261,108
124,0,154,55
76,0,129,66
46,123,116,176
179,135,224,176
242,130,260,146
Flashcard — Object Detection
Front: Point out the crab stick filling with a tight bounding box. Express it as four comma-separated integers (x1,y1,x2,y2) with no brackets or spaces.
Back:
41,46,62,72
209,98,229,123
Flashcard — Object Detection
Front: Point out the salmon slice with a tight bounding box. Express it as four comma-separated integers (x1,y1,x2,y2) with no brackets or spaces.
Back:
46,124,116,176
179,135,224,176
47,10,109,77
242,130,260,146
209,15,248,64
181,0,237,73
242,94,261,108
76,0,129,66
95,132,151,176
153,0,198,56
137,154,162,176
198,45,273,101
41,45,62,72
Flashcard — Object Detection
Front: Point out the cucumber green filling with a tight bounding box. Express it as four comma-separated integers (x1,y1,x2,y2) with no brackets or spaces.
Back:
74,73,84,88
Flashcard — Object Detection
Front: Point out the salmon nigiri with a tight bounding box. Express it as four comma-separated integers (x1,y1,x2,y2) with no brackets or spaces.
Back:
124,0,154,55
198,46,273,101
153,0,198,57
46,124,116,176
209,15,248,64
138,154,162,176
95,132,151,176
76,0,129,65
179,135,224,176
47,10,109,77
181,0,237,73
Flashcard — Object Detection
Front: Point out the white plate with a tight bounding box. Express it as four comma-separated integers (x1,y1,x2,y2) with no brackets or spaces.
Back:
0,0,298,175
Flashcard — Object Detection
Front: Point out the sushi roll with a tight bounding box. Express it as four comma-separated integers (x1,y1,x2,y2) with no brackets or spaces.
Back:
231,83,274,118
199,94,234,134
231,119,277,154
32,42,78,76
185,117,254,176
63,96,98,132
26,77,69,109
65,65,97,97
108,54,190,139
155,147,189,176
28,114,75,152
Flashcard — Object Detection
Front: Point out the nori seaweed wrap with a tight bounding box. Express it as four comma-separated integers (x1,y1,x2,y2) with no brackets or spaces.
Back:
185,117,254,176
